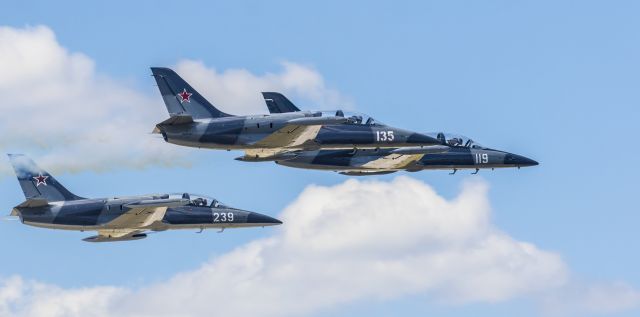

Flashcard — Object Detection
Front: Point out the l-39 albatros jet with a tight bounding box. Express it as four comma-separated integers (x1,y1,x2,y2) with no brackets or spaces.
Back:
275,133,538,175
262,92,538,175
7,154,281,242
150,67,440,161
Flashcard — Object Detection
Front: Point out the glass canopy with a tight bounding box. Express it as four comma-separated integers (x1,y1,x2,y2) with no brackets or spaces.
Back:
312,110,385,126
168,193,228,208
426,132,485,149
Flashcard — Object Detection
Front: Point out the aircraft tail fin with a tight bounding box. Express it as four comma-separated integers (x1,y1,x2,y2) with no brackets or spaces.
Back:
150,67,232,120
7,154,84,202
262,92,301,113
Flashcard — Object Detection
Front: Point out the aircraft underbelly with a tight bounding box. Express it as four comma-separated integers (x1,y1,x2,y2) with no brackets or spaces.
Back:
24,221,100,231
158,222,280,230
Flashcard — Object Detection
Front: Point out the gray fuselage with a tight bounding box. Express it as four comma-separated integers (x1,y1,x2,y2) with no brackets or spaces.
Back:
275,146,538,174
14,194,281,232
157,111,438,150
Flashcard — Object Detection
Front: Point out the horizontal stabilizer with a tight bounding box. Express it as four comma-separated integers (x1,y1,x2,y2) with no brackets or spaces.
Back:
153,115,194,133
157,114,194,126
16,198,50,208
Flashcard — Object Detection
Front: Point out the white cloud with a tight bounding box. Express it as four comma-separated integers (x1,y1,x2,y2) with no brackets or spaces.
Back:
0,25,348,176
1,25,638,317
0,25,185,176
0,276,124,317
542,280,640,316
3,177,634,317
174,60,352,115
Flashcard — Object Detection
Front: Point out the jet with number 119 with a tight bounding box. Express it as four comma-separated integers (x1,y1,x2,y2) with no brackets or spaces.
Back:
263,92,539,175
150,67,440,161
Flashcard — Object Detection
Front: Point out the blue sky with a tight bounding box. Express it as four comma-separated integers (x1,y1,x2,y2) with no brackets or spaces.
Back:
0,1,639,316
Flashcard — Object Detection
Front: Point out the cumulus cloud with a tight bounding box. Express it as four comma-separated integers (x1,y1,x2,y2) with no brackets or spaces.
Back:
174,60,352,115
0,25,348,176
542,280,640,316
0,25,184,176
0,276,124,317
2,177,634,316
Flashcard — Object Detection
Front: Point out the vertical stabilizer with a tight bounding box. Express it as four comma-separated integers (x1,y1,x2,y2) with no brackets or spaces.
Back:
7,154,84,202
151,67,232,119
262,92,301,113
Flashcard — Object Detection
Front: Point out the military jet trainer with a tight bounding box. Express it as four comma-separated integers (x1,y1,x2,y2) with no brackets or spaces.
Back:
7,154,281,242
150,67,440,161
272,132,538,175
262,92,538,175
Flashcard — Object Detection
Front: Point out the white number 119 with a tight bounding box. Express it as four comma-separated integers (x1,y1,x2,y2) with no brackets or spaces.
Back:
474,153,488,164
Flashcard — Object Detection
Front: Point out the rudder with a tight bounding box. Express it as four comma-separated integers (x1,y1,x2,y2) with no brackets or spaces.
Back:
262,92,301,113
151,67,232,119
7,154,84,202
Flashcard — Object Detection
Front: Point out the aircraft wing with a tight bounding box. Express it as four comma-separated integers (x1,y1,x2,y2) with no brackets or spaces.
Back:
100,198,188,232
252,116,348,151
83,197,187,242
103,206,169,230
360,153,425,170
355,146,450,170
252,124,321,149
83,205,170,242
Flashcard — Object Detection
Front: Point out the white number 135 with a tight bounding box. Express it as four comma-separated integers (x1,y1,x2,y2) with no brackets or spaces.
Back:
376,131,395,142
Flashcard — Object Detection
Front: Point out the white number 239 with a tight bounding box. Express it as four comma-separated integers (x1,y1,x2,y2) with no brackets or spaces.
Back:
213,213,234,222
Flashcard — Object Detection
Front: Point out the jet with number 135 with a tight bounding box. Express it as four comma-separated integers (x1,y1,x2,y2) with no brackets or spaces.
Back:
150,67,440,161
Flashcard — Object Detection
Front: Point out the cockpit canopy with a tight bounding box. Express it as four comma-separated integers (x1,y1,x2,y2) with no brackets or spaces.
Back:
427,132,485,149
168,193,228,208
313,110,385,126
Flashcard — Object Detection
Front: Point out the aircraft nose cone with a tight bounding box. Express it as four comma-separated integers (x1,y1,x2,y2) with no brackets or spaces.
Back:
247,212,283,225
406,133,441,146
505,153,539,167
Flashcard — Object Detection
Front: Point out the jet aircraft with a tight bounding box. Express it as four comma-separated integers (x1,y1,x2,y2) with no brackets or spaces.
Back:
274,133,538,175
150,68,440,161
7,154,281,242
262,92,538,175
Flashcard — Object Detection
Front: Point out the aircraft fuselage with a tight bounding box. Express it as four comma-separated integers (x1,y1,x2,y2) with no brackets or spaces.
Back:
157,112,438,150
13,195,281,232
275,146,538,174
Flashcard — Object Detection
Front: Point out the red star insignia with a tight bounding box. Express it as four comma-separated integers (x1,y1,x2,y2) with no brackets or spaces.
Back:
33,174,48,186
177,88,192,103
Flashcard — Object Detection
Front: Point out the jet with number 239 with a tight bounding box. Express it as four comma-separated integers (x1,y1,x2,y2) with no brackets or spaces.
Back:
150,67,440,161
7,154,281,242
